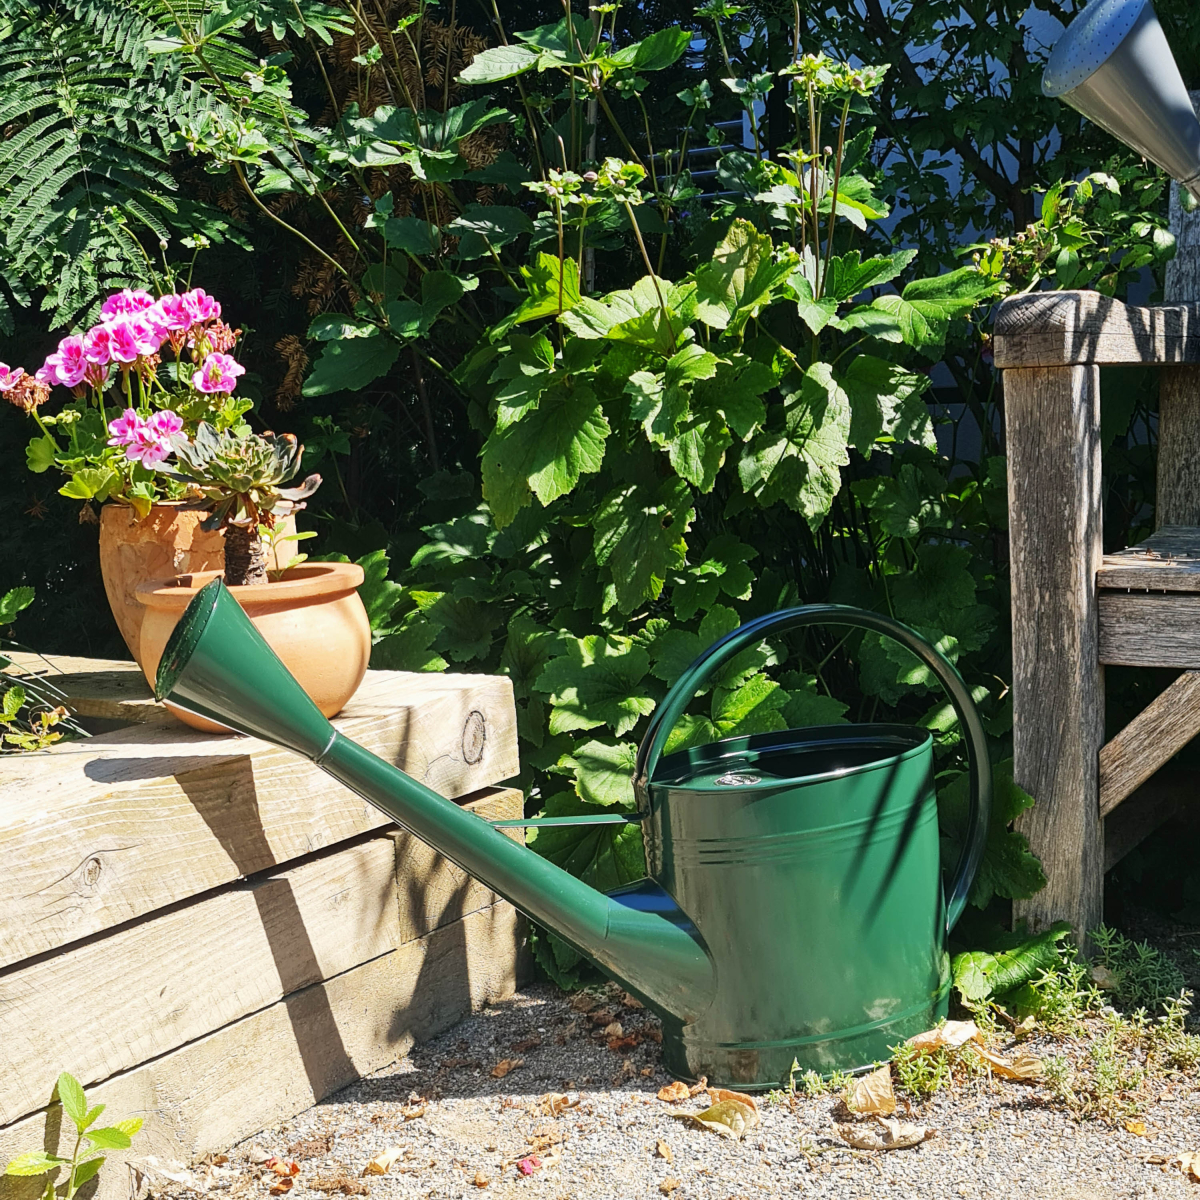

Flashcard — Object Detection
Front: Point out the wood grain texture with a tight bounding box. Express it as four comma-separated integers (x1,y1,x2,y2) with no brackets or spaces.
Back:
1099,525,1200,591
0,669,518,968
1104,766,1193,872
0,654,165,724
0,902,525,1200
1098,672,1200,816
1006,365,1106,942
1099,593,1200,668
993,291,1200,369
1158,105,1200,529
0,788,522,1127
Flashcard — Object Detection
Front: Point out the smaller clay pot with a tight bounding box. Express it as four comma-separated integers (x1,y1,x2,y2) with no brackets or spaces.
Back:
136,563,370,732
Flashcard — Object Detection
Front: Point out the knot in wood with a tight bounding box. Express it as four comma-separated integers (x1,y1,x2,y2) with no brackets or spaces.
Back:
81,856,103,889
461,710,486,765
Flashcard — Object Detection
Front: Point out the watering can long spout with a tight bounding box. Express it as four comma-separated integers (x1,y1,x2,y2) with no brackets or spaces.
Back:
154,579,716,1025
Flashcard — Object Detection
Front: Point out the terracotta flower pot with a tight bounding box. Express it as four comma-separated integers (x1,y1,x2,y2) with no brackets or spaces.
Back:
136,562,371,732
99,503,226,663
99,503,298,665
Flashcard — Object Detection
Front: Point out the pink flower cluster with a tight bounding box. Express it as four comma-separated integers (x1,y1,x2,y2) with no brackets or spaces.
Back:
107,408,184,469
35,288,241,393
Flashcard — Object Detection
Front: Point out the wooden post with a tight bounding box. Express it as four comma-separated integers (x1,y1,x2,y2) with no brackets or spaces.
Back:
1157,89,1200,527
1007,364,1106,942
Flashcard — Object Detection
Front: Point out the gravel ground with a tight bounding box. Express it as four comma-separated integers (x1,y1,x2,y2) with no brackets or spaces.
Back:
164,977,1200,1200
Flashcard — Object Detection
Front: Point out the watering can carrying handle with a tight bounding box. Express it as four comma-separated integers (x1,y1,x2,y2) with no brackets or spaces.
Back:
633,604,992,934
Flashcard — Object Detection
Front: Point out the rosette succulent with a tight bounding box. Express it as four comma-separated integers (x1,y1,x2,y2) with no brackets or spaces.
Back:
164,422,321,586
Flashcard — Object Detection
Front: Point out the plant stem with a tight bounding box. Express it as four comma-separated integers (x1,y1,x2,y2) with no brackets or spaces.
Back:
820,97,851,297
224,523,268,587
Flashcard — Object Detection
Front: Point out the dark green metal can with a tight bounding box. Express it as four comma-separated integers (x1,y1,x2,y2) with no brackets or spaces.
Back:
632,606,990,1088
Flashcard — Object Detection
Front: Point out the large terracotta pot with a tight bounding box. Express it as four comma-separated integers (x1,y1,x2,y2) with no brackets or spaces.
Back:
99,503,298,665
136,562,371,733
99,504,225,663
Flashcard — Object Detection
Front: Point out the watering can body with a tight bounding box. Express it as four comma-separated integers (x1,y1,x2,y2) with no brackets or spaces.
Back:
154,587,989,1090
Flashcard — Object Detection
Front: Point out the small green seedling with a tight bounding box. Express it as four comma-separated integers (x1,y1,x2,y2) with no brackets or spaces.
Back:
3,1072,142,1198
260,522,318,580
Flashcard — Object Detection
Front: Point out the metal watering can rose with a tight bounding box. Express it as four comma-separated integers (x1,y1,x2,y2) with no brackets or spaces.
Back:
155,586,989,1089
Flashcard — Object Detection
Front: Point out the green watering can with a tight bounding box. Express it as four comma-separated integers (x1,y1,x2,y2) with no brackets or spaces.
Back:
155,588,990,1089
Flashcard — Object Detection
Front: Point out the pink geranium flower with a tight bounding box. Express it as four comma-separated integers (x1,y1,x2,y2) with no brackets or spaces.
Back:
192,352,245,394
147,410,184,440
106,315,162,363
0,364,26,394
107,408,180,469
180,288,221,325
107,409,144,447
82,325,113,366
100,289,155,321
38,335,88,389
150,293,191,333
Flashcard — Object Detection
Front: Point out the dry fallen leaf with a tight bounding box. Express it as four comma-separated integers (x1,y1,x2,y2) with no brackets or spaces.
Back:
540,1092,579,1117
472,1171,489,1188
571,992,600,1013
491,1058,524,1079
971,1045,1044,1080
267,1160,300,1178
400,1103,426,1121
516,1155,542,1177
1124,1120,1148,1137
1090,965,1120,990
659,1179,680,1195
687,1076,709,1097
603,1021,624,1038
655,1140,674,1165
608,1033,640,1052
1172,1152,1200,1182
269,1179,294,1195
846,1065,896,1116
906,1020,980,1054
837,1117,936,1151
311,1175,368,1195
622,993,644,1009
288,1137,331,1161
362,1147,404,1176
657,1081,690,1103
667,1099,759,1140
706,1088,759,1116
512,1035,542,1053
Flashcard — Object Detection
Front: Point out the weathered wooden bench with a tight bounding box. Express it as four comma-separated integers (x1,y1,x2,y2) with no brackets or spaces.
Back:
0,658,524,1199
996,174,1200,940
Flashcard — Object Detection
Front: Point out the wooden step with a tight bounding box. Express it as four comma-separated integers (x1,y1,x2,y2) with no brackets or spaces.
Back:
1098,525,1200,592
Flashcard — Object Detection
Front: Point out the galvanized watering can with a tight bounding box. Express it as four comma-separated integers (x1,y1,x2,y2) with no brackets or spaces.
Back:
155,588,990,1089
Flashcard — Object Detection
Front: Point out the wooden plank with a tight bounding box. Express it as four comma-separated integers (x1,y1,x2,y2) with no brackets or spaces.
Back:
1006,365,1106,943
0,654,164,724
1098,593,1200,668
1104,766,1193,871
1098,525,1200,591
993,291,1200,370
1157,101,1200,530
1098,672,1200,816
0,902,525,1200
0,788,522,1128
0,670,518,967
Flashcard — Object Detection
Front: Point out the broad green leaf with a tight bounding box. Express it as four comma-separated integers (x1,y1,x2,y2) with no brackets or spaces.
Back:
444,204,533,258
80,1104,105,1131
427,593,503,661
0,586,34,625
840,354,934,456
561,739,638,806
611,28,692,71
692,354,774,440
482,383,609,526
3,685,24,720
852,464,953,538
951,923,1072,1004
536,634,655,736
381,216,439,256
410,511,493,568
354,549,404,634
562,276,694,356
493,253,582,336
371,617,448,672
593,478,694,613
823,249,916,303
792,274,838,335
649,604,741,685
694,219,797,334
499,615,558,745
526,791,645,891
938,759,1046,909
671,534,756,621
82,1127,130,1152
669,412,732,491
25,434,58,474
302,334,400,395
830,305,905,343
71,1157,105,1188
868,268,999,357
56,1073,87,1128
778,671,849,727
458,44,540,84
4,1152,68,1177
738,362,850,530
307,314,377,341
387,271,479,338
60,467,119,502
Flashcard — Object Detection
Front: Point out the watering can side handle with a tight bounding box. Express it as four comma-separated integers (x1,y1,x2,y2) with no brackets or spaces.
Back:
633,603,992,934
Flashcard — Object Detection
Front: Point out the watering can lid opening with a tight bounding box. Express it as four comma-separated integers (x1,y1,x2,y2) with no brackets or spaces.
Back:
1042,0,1148,97
154,576,224,701
649,722,932,792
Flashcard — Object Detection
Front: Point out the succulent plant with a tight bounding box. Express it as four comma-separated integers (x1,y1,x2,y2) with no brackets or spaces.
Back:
164,422,321,586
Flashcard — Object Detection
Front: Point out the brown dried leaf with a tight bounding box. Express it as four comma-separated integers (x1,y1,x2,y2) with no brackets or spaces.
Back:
590,1009,616,1027
622,993,644,1009
1124,1120,1148,1137
362,1147,404,1176
571,992,600,1013
659,1179,680,1195
1172,1152,1200,1182
655,1141,674,1165
491,1058,524,1079
288,1137,332,1161
401,1103,426,1121
608,1034,640,1052
657,1081,690,1103
687,1076,709,1096
645,1026,663,1044
666,1099,759,1140
836,1117,936,1151
472,1171,489,1188
512,1036,542,1053
269,1180,294,1195
603,1021,624,1038
312,1175,368,1195
540,1092,579,1117
971,1046,1044,1080
706,1088,759,1116
846,1065,896,1116
905,1020,980,1054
